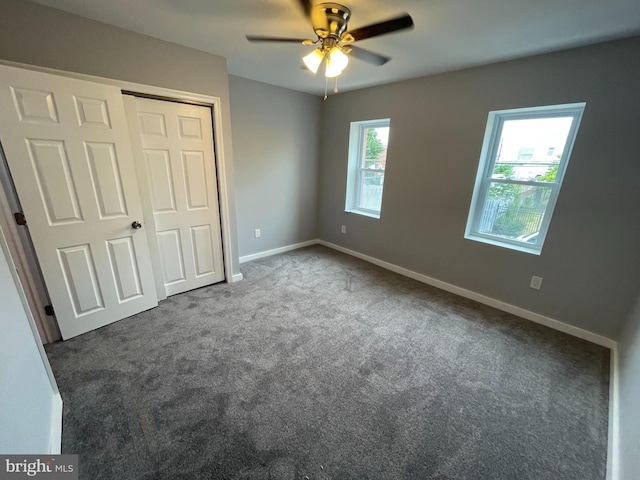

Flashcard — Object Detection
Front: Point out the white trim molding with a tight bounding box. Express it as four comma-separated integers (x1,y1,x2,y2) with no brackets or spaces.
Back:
241,238,619,476
345,118,390,219
231,273,244,283
0,223,62,453
49,394,63,454
238,237,616,348
317,240,619,478
0,59,240,282
0,158,60,343
319,240,616,349
0,60,242,341
239,240,319,264
464,103,586,256
607,346,619,480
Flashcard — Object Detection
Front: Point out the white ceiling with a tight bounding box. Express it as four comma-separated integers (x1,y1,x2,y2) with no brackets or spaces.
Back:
23,0,640,96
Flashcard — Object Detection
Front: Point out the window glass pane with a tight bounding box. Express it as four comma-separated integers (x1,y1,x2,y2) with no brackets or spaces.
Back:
491,117,573,182
358,170,384,211
362,126,389,170
346,118,390,218
478,183,552,242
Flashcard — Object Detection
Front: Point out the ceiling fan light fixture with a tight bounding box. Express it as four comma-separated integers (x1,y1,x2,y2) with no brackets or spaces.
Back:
303,48,325,74
247,3,414,94
325,46,349,77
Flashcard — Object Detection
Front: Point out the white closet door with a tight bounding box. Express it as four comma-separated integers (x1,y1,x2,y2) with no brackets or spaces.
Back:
0,64,158,340
132,97,225,295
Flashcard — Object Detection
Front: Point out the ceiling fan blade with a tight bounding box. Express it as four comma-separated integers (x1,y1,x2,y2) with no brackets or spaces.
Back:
348,46,390,66
296,0,313,18
246,35,309,44
345,13,414,42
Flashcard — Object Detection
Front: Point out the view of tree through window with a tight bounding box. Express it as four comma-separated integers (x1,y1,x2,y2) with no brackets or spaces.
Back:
482,117,572,240
357,125,388,212
466,104,585,253
346,119,390,218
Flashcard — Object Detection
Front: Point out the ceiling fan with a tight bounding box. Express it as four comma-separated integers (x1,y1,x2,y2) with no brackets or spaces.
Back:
246,0,414,95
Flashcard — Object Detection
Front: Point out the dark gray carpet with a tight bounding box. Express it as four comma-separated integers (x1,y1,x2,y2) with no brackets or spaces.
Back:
45,245,610,480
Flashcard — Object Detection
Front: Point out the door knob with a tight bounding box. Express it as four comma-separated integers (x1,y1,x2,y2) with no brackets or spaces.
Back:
131,221,142,229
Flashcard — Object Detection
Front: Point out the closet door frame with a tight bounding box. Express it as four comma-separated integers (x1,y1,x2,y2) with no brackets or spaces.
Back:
0,60,242,343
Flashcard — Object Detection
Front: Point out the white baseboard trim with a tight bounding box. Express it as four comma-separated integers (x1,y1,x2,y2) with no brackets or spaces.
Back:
236,238,619,476
319,240,617,349
230,273,244,283
49,393,63,454
239,240,319,264
607,347,619,480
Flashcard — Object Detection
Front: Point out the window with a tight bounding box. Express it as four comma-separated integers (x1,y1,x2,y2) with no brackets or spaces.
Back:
465,103,585,254
345,118,390,218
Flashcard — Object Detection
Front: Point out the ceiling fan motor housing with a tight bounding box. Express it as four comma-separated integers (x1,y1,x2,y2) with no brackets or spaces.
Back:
312,3,351,40
245,1,413,69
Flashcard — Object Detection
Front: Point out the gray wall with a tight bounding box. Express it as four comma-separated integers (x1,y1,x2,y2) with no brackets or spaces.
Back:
0,0,240,275
0,224,59,453
318,36,640,339
617,293,640,479
229,76,321,257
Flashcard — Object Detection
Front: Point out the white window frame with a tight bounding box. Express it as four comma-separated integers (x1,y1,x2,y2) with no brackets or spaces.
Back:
465,103,585,255
345,118,390,219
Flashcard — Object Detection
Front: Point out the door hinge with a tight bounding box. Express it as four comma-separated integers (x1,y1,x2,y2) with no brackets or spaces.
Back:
44,305,55,316
14,212,27,226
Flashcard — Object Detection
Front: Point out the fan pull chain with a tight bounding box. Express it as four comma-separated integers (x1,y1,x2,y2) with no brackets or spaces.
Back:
324,75,329,100
334,76,339,93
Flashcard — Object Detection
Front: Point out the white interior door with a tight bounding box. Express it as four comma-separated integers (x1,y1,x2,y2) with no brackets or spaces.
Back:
0,64,158,340
130,97,225,296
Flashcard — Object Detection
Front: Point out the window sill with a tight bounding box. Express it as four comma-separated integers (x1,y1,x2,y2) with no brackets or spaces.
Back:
346,208,380,219
464,233,542,255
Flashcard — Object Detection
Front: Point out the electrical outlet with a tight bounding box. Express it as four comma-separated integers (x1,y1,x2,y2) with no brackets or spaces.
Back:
530,276,543,290
341,225,346,234
254,228,261,238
